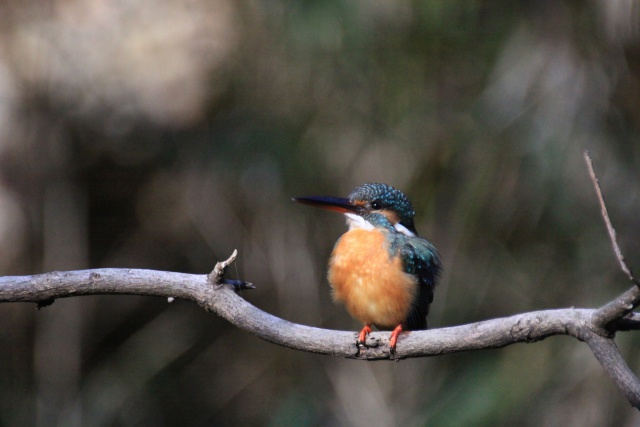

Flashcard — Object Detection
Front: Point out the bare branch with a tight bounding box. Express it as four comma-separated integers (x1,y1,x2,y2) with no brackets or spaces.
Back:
0,267,593,359
0,254,638,407
596,286,640,330
584,151,640,327
584,151,640,286
585,332,640,408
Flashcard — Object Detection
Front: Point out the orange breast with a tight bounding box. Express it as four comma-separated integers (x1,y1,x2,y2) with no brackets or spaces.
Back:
328,228,417,329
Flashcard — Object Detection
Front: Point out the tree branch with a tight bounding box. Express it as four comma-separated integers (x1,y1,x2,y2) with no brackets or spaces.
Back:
0,255,638,407
584,151,640,287
0,267,604,360
0,153,638,409
585,332,640,406
595,286,640,330
584,151,640,328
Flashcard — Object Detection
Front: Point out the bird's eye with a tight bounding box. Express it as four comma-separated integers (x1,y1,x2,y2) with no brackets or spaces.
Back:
370,200,383,210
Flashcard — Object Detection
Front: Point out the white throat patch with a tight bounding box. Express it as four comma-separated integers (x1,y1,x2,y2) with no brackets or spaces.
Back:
344,212,416,237
345,213,374,231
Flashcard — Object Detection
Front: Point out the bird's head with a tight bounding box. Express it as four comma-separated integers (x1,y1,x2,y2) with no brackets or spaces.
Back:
293,183,417,236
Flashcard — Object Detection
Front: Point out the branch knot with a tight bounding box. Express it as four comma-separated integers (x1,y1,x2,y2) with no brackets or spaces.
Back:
509,316,543,343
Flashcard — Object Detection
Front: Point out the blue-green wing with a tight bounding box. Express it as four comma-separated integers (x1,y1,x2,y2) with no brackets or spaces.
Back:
400,236,441,330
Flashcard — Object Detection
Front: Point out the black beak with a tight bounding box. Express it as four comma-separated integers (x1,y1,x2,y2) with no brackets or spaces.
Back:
292,196,362,214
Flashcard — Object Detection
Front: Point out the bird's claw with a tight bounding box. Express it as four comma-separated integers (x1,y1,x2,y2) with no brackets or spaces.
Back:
357,325,372,346
388,324,403,351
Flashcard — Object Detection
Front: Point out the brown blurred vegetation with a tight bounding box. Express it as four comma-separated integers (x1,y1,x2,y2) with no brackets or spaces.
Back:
1,0,640,425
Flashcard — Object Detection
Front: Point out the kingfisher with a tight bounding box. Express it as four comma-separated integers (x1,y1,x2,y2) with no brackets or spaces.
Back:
294,183,440,351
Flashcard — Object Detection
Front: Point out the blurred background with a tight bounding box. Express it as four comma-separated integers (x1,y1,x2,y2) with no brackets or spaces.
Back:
0,0,639,425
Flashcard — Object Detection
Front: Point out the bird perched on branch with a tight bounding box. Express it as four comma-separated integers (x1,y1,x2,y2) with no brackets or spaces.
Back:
294,183,440,351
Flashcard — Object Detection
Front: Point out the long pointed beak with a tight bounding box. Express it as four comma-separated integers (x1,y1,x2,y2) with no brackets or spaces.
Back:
292,196,361,214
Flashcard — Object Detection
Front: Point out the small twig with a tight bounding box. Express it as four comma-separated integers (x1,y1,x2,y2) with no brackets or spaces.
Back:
223,279,256,291
615,312,640,331
585,151,640,327
209,249,238,284
594,284,640,328
584,151,640,286
208,249,255,290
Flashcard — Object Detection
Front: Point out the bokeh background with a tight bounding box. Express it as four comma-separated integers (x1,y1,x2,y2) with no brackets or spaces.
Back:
0,1,639,426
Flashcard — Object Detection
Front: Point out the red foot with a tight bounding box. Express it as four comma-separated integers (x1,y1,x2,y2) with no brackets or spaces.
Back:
358,325,372,345
389,324,404,350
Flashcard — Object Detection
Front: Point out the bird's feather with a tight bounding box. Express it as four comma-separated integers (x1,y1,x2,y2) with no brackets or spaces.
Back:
398,236,441,330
